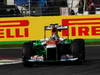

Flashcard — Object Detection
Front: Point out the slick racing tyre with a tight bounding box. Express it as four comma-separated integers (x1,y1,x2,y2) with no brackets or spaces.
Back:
22,41,33,67
71,39,85,64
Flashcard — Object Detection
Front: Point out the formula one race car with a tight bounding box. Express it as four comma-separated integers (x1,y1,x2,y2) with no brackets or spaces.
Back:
22,24,85,67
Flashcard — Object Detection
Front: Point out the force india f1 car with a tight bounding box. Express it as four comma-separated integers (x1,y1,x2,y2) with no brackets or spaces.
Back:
22,24,85,67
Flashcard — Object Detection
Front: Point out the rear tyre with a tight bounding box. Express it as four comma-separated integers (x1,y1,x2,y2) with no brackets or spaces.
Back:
57,43,71,60
22,41,33,67
71,39,85,64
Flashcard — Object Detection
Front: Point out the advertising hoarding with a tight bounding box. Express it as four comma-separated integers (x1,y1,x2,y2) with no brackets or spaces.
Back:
0,15,100,43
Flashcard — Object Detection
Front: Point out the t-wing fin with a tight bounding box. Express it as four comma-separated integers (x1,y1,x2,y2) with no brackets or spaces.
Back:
44,25,68,30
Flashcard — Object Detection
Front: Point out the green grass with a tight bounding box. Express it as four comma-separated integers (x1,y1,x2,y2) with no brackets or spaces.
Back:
0,39,100,48
0,42,99,48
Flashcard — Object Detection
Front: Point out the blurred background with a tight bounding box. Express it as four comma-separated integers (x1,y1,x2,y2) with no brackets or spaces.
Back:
0,0,100,17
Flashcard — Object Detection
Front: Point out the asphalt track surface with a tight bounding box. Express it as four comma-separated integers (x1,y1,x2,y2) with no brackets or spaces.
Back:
0,46,100,75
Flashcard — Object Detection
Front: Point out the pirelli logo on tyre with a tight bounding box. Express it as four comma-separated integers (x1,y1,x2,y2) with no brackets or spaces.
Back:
62,18,100,39
0,20,29,39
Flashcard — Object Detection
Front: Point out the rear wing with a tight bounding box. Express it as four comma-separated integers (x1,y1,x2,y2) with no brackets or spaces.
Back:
44,25,68,30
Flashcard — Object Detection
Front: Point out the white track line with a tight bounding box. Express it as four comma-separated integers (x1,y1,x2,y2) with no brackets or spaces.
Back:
0,61,22,65
0,58,22,65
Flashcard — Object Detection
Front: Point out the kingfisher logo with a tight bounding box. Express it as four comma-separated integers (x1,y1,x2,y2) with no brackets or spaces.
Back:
0,20,29,38
62,18,100,37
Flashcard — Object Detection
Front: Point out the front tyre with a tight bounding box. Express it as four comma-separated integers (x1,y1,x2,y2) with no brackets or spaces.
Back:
71,39,85,64
22,42,33,67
